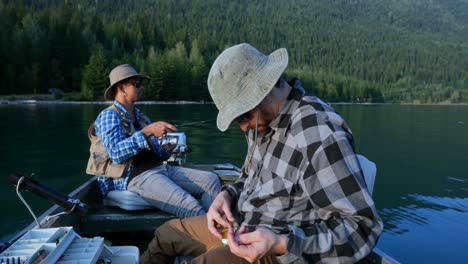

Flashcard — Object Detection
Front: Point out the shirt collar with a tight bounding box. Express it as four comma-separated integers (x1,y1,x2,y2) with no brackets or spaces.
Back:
113,100,142,121
267,82,305,134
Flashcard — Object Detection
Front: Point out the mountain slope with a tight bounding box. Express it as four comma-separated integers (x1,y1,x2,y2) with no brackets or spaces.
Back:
1,0,466,102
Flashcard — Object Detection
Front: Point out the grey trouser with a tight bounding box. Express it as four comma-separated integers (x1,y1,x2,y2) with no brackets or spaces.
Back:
127,164,220,218
140,215,280,264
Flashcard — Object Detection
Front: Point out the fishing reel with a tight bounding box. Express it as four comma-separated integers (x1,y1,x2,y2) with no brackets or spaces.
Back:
159,132,190,165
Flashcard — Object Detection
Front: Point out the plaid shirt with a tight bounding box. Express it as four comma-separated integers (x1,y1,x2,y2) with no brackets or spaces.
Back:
94,101,170,196
224,82,383,263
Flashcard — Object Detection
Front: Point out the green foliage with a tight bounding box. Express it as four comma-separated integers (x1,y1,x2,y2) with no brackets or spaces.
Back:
81,44,107,100
0,0,467,103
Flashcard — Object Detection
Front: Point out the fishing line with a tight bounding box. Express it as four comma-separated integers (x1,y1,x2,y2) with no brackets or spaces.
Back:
16,176,41,228
174,119,214,128
171,86,421,127
170,87,423,127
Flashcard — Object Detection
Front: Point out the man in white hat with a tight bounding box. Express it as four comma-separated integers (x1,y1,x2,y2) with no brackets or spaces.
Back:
140,44,383,263
87,64,220,218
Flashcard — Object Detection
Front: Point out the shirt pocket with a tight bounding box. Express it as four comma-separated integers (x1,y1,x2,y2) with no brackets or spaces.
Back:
249,168,295,209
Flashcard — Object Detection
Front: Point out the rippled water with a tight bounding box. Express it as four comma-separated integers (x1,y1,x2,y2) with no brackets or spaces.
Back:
0,103,467,263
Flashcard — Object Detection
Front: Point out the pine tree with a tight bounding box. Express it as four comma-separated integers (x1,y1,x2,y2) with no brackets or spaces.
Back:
81,44,107,100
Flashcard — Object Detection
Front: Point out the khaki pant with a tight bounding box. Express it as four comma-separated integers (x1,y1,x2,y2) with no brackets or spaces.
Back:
128,165,220,218
140,215,280,264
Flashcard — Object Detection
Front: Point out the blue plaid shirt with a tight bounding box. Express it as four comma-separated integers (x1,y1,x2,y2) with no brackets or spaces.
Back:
94,101,171,196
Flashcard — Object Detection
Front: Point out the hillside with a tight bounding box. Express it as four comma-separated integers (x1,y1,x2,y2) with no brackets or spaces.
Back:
1,0,467,103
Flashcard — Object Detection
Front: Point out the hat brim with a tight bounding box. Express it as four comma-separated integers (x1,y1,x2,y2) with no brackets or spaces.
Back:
216,48,288,131
104,74,149,101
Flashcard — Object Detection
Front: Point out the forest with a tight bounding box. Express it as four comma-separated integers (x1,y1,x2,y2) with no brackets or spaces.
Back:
0,0,467,103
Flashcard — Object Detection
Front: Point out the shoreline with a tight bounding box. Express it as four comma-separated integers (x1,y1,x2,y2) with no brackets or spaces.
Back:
0,99,213,105
0,94,467,106
2,99,467,106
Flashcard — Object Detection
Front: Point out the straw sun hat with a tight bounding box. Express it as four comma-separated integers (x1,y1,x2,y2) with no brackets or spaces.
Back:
104,64,149,100
207,43,289,132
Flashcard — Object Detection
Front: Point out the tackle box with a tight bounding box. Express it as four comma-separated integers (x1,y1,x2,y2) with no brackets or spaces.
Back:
0,227,138,264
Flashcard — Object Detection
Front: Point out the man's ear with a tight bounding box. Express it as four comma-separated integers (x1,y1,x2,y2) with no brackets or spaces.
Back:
113,84,122,97
117,83,124,92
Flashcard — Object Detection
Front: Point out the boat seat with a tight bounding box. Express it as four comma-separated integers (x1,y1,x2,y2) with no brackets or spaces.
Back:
357,154,376,195
103,190,154,211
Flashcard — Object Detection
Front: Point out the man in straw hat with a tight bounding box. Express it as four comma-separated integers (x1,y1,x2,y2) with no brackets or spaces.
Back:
87,64,220,218
140,44,383,263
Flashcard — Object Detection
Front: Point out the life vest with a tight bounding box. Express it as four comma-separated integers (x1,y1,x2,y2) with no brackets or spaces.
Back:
86,104,162,178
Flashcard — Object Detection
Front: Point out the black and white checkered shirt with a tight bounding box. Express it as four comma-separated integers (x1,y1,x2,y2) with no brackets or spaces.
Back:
224,81,383,263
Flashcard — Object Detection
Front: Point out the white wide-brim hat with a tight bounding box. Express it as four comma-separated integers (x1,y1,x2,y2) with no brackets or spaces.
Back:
207,43,288,131
104,64,149,100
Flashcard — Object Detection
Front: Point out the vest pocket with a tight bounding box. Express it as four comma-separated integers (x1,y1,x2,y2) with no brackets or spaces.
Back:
105,162,127,178
86,139,127,178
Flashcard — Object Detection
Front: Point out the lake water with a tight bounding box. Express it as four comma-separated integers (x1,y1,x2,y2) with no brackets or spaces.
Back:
0,103,467,263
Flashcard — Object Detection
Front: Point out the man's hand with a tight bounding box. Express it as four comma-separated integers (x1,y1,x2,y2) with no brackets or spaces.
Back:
207,190,236,239
142,121,177,138
227,226,288,263
161,143,176,152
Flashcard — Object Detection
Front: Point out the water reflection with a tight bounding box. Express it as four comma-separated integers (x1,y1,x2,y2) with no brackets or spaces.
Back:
1,103,468,263
377,175,468,263
381,194,468,234
379,197,468,262
380,174,468,233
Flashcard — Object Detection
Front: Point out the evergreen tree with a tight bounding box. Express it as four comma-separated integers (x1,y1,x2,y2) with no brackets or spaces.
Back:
0,0,466,103
189,39,209,100
81,44,107,100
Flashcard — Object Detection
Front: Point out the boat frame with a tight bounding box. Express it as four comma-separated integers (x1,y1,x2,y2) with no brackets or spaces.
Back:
4,163,399,264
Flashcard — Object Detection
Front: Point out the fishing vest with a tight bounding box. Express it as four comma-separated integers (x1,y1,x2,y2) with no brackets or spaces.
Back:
86,104,162,178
